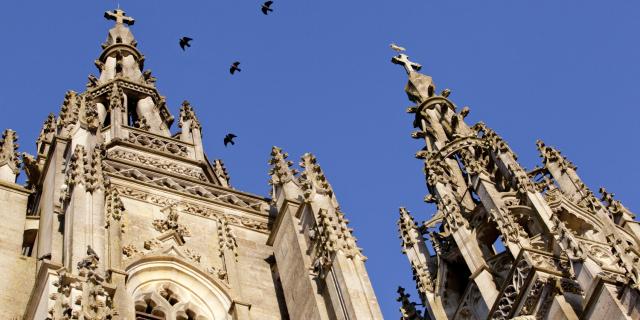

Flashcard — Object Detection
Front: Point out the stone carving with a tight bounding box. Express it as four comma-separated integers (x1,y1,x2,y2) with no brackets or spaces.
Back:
309,209,363,279
152,204,191,239
112,185,269,233
107,149,206,180
49,248,113,319
492,259,532,319
397,286,424,320
122,244,139,258
105,184,126,232
268,146,297,185
142,70,157,85
36,113,56,147
0,129,20,176
179,100,201,131
438,194,468,232
207,266,228,281
213,159,231,187
143,239,162,251
57,91,80,137
126,130,189,157
184,248,201,263
135,116,150,130
217,216,238,258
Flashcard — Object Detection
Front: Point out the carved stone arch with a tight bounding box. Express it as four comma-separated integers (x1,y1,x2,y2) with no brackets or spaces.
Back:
134,290,171,318
127,255,233,320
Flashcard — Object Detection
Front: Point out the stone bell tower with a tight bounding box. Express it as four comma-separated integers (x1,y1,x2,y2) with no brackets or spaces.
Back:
0,8,382,320
391,52,640,319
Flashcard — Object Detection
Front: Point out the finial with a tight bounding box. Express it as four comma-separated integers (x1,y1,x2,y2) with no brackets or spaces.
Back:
392,53,422,75
104,8,135,26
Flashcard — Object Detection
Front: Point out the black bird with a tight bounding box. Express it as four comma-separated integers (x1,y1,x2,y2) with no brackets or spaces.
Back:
179,37,193,51
37,253,52,261
261,1,274,15
224,134,237,147
230,61,241,74
87,245,99,260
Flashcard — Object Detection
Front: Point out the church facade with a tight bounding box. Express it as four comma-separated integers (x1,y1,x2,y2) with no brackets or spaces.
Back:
0,9,383,320
392,52,640,319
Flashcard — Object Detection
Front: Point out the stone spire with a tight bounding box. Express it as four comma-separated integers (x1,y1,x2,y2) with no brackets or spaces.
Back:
96,8,145,85
391,52,435,104
392,45,640,319
0,129,20,182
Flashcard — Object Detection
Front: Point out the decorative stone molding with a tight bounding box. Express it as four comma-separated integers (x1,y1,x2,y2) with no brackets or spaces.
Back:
105,184,126,232
126,130,189,157
104,163,265,212
107,149,206,180
491,259,532,319
112,185,269,233
217,216,238,258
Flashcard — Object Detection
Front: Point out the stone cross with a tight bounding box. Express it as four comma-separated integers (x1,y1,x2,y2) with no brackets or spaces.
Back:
104,9,135,26
392,53,422,75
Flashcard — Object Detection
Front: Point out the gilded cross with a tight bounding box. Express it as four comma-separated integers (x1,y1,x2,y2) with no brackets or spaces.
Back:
392,53,422,75
104,9,135,26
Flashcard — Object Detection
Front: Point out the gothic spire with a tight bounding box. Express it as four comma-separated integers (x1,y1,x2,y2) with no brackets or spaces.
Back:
391,51,436,104
96,8,145,85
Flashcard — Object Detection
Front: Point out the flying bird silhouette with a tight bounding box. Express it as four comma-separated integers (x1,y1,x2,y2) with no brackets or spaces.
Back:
262,1,274,15
390,43,406,53
179,37,193,51
224,134,237,147
230,61,241,74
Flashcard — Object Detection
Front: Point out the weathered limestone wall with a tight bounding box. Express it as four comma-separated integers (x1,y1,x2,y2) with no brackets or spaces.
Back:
272,205,329,320
0,181,36,319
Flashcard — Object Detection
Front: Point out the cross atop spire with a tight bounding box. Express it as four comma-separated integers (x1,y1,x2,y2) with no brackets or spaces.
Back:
392,53,422,75
104,9,135,26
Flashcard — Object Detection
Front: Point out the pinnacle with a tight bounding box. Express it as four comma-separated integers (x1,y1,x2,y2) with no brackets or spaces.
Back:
268,146,296,184
0,130,20,169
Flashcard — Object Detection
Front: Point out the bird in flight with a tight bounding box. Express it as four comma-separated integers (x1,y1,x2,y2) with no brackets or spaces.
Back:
224,134,237,147
390,43,406,53
179,37,193,51
230,61,242,74
262,1,274,15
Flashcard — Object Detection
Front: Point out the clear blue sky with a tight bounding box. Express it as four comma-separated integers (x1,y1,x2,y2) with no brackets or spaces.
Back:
1,1,638,317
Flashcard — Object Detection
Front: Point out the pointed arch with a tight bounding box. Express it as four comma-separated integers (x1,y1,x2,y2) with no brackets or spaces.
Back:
126,255,233,320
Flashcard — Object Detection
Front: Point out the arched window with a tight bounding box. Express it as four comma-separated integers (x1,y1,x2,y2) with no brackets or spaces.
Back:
127,256,232,320
134,283,207,320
